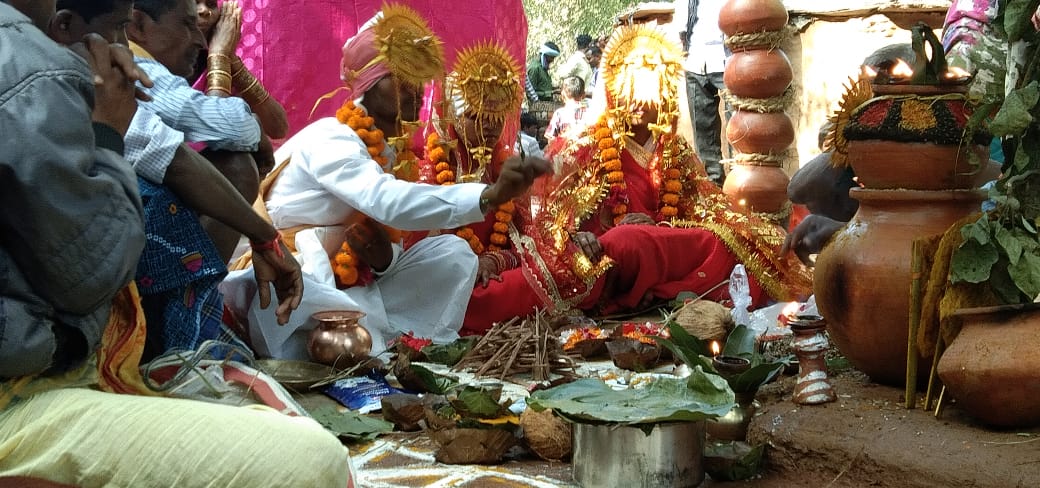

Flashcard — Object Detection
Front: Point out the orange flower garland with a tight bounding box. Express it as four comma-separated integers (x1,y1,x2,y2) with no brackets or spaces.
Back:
488,200,515,252
426,133,456,185
331,100,403,288
592,117,684,223
594,120,627,225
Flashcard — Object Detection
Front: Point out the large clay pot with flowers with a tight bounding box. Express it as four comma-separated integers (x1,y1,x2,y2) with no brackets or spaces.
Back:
814,188,985,385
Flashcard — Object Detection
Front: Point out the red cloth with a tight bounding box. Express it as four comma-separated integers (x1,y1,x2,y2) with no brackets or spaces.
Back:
461,142,768,334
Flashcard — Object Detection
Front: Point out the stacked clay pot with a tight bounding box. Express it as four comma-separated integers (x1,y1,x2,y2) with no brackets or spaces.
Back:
719,0,793,217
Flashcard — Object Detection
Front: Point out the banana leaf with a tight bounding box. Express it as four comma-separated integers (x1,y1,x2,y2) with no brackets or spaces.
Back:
527,372,735,425
311,406,394,441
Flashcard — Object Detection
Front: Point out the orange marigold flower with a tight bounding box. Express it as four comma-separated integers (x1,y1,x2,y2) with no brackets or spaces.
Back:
497,201,515,212
607,170,625,183
664,180,682,193
597,138,616,150
613,215,625,225
661,205,679,217
489,233,508,246
601,148,620,161
594,127,612,140
367,146,382,157
429,147,446,161
335,266,359,286
613,204,628,215
456,228,474,239
361,116,375,127
493,222,509,233
374,155,389,166
603,159,622,172
435,162,451,172
436,170,455,183
665,168,681,179
334,252,355,266
427,133,439,144
488,244,502,252
661,193,680,205
347,115,363,128
495,211,513,222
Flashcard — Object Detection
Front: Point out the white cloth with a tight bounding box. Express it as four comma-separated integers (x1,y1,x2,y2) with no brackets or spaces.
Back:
675,0,728,75
557,50,592,85
520,131,544,159
222,117,485,359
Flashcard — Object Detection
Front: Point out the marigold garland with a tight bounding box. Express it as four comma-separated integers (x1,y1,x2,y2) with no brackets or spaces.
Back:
331,100,404,288
422,132,515,254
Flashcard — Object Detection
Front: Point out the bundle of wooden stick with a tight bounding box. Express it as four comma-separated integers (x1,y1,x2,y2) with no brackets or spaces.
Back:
452,312,578,381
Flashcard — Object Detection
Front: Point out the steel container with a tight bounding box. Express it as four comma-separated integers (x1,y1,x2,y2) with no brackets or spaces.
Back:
572,421,705,488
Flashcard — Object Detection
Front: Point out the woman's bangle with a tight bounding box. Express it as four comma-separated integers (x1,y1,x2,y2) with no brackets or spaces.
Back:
250,231,284,260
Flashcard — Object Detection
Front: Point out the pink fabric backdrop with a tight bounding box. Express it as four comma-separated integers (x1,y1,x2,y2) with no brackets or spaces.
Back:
235,0,528,140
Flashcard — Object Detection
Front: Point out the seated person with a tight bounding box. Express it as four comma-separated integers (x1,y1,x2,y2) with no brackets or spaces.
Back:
462,25,812,334
222,4,548,358
544,75,588,141
0,2,351,485
190,0,289,140
128,0,275,260
50,0,303,358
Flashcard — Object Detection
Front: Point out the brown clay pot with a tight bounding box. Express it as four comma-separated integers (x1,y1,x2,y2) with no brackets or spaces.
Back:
847,140,999,190
718,0,789,37
726,110,794,155
723,50,792,99
938,303,1040,428
814,188,985,386
722,163,790,214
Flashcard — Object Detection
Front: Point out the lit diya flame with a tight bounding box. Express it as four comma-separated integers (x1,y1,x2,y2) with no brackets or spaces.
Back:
778,301,801,327
710,340,721,358
890,58,914,80
943,66,972,83
861,65,878,81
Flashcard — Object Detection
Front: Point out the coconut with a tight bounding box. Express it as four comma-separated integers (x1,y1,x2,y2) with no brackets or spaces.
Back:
673,300,734,342
520,408,572,461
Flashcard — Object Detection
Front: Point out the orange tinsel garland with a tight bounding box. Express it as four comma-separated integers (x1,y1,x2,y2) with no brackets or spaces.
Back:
331,100,402,288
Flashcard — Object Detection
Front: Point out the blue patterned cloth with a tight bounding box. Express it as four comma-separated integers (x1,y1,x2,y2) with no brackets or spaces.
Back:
134,178,247,357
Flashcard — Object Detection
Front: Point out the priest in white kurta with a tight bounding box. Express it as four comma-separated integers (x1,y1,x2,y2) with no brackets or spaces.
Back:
222,111,488,358
220,7,548,359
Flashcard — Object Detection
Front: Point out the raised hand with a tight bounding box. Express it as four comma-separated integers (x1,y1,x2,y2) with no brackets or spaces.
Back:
74,34,154,135
481,154,552,207
252,240,303,325
208,0,242,57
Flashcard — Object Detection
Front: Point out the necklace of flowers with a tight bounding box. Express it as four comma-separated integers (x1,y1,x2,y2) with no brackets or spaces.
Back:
330,100,403,288
593,116,683,223
423,132,515,254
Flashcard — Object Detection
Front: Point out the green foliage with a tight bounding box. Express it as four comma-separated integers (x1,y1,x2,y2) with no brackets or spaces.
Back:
422,337,477,366
527,375,735,425
409,364,459,394
523,0,646,59
451,384,510,419
951,3,1040,304
311,406,394,441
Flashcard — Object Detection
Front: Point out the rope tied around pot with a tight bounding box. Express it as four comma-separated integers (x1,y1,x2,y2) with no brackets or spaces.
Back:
723,86,795,113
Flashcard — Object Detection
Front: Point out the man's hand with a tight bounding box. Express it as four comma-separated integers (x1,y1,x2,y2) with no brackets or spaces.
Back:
252,240,303,325
345,219,393,272
572,231,603,261
74,34,154,136
208,0,242,57
481,154,552,207
476,254,503,288
253,132,276,178
781,214,847,266
617,212,656,226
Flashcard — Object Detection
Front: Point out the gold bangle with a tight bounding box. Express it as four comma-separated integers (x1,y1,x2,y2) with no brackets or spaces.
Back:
232,70,257,91
208,53,233,62
207,69,233,79
207,85,232,95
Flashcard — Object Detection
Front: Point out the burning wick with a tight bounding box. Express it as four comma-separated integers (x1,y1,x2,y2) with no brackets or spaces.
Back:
778,301,801,327
889,59,913,81
861,65,878,82
710,341,721,358
942,66,972,84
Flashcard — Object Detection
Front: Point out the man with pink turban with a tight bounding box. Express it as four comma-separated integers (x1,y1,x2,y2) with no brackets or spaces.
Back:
222,4,549,359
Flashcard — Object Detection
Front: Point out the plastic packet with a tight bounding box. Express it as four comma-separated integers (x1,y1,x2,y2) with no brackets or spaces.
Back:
323,374,402,414
729,264,752,327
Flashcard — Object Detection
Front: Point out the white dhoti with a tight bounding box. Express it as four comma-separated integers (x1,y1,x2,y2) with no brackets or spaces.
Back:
222,228,477,359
